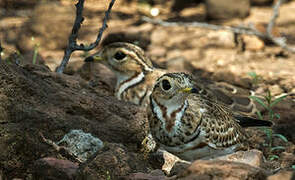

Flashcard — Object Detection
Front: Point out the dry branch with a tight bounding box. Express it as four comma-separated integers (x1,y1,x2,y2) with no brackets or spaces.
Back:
0,41,3,62
56,0,116,73
143,0,295,53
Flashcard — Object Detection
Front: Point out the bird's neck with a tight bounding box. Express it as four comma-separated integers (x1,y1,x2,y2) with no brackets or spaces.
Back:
115,71,147,100
151,97,188,133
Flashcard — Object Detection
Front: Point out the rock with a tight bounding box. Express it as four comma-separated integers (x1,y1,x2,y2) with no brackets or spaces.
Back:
268,84,284,96
17,2,74,53
205,0,250,20
169,161,191,176
57,129,104,162
176,160,267,179
166,57,194,73
161,150,190,175
76,62,116,96
240,35,265,51
79,143,153,179
267,170,295,180
0,62,149,178
216,149,264,168
207,30,236,48
32,157,78,180
122,169,166,180
280,152,295,169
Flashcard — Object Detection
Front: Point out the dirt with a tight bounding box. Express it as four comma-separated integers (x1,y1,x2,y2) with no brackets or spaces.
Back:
0,0,295,179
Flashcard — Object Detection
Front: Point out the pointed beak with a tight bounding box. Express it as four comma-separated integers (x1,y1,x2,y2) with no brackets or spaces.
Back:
179,87,198,93
84,52,103,62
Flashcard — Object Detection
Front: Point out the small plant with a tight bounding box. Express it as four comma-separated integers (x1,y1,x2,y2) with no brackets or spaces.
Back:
31,37,40,64
249,89,288,161
106,170,111,180
248,72,262,87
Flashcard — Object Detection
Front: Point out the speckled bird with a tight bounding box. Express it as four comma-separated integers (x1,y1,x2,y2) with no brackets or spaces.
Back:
148,72,272,161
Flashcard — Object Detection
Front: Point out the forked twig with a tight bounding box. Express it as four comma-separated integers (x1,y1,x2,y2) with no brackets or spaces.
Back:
0,41,3,62
143,0,295,53
56,0,116,73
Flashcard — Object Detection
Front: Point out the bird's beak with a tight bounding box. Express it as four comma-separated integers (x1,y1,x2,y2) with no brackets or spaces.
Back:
84,52,103,62
179,87,198,93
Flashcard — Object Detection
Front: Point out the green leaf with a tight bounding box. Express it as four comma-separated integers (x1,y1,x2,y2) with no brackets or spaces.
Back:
274,113,280,119
270,94,288,108
273,133,288,142
249,96,269,110
256,111,263,120
292,165,295,170
268,155,279,161
248,72,257,78
270,146,285,152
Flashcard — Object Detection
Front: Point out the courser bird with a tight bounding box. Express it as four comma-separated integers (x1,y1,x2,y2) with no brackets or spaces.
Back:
148,72,272,161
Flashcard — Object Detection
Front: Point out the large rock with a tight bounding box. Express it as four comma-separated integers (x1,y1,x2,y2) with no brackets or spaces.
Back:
205,0,250,20
176,160,267,179
0,62,149,178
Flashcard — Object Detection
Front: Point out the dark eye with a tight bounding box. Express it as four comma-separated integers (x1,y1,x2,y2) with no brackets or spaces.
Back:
162,79,171,91
114,51,126,60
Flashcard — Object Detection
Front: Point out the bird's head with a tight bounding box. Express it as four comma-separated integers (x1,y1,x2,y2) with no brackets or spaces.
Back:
85,42,153,77
151,72,197,105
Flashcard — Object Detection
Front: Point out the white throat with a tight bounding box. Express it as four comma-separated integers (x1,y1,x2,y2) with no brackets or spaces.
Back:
152,98,188,133
115,72,145,99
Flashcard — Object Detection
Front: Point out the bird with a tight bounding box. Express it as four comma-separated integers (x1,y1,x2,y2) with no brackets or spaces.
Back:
85,42,166,107
148,72,272,161
84,42,262,116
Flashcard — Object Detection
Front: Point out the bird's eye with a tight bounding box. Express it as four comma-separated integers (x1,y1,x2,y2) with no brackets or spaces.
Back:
162,79,171,91
114,51,126,60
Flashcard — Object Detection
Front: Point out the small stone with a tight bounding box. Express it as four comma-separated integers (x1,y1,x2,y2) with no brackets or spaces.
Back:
268,84,284,96
205,0,250,20
216,149,264,168
160,150,191,175
57,129,104,162
207,30,235,48
241,35,265,51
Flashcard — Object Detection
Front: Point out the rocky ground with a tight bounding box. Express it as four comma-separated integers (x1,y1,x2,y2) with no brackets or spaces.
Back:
0,0,295,179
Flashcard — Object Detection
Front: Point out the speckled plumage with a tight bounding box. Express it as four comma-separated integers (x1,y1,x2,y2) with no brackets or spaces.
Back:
148,73,250,161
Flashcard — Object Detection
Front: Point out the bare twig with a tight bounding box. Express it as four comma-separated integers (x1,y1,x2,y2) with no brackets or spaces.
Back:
39,132,83,163
143,0,295,53
56,0,116,73
267,0,284,37
0,41,3,62
142,17,267,38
